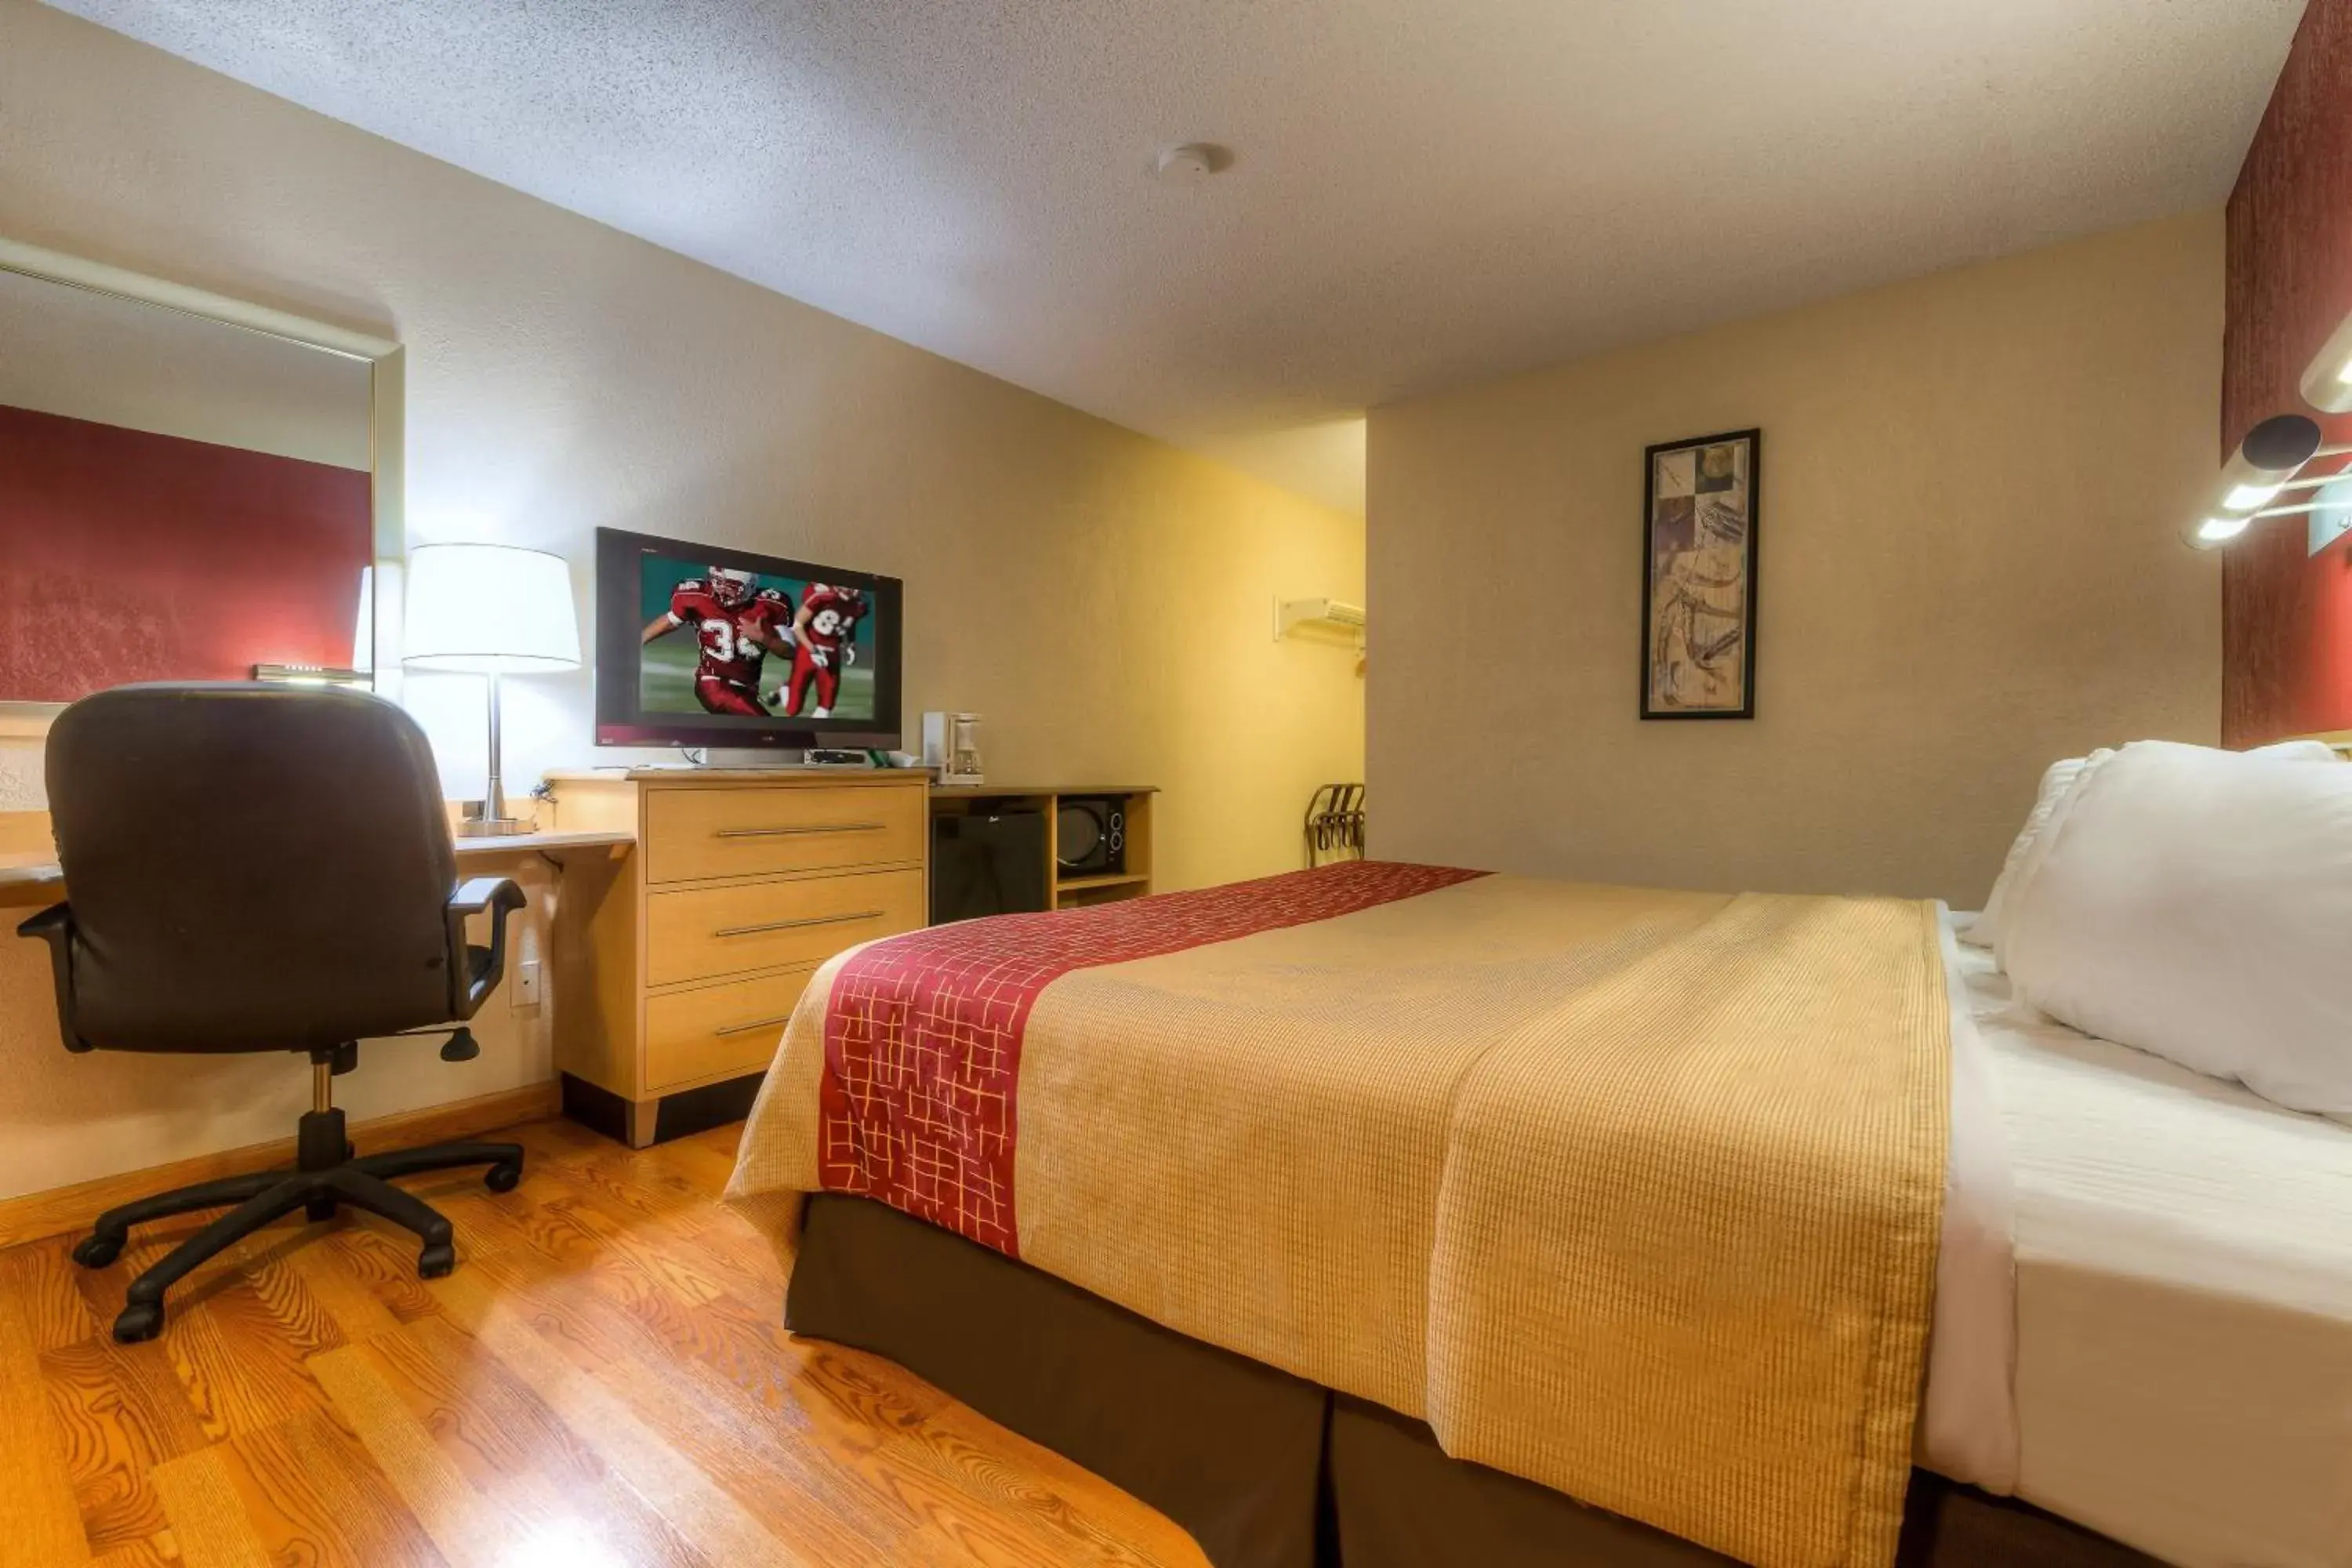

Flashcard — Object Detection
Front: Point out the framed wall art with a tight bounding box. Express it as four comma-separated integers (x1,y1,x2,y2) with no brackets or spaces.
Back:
1640,427,1759,719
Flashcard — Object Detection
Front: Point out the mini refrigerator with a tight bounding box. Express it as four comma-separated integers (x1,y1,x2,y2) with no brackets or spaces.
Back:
930,808,1048,924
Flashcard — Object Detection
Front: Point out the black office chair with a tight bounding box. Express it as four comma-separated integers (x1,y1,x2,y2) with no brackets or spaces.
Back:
17,683,528,1343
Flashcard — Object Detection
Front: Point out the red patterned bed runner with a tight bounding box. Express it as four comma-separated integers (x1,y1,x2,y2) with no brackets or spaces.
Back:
816,859,1486,1255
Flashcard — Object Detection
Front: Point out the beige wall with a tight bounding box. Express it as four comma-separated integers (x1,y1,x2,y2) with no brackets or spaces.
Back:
0,0,1364,1198
1367,213,2221,906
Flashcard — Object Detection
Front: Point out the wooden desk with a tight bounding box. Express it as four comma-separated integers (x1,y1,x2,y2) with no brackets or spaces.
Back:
0,827,637,909
5,772,1163,1156
0,820,641,1227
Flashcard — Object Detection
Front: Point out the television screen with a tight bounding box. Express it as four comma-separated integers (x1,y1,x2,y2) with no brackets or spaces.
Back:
594,528,902,750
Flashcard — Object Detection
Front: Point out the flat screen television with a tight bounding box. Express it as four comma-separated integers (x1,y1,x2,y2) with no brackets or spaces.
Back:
593,527,903,750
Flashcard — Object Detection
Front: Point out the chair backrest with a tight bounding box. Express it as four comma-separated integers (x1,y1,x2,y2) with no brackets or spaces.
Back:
43,683,461,1052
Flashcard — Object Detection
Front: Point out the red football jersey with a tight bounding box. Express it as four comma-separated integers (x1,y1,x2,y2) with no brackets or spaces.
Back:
798,583,866,652
669,579,793,687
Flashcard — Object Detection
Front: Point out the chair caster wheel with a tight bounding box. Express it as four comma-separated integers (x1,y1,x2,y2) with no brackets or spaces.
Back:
72,1233,124,1269
485,1162,522,1194
112,1302,164,1343
417,1242,456,1279
306,1199,337,1223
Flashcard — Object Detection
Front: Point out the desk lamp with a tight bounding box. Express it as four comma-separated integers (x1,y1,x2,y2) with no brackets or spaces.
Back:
403,543,579,836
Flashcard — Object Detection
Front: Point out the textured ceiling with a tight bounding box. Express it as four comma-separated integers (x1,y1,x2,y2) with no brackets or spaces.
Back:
49,0,2304,514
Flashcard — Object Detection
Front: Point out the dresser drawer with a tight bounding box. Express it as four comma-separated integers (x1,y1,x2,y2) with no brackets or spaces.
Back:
644,968,813,1091
646,867,924,986
645,784,924,885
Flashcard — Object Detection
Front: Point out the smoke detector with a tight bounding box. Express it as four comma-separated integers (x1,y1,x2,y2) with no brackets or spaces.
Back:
1152,143,1233,185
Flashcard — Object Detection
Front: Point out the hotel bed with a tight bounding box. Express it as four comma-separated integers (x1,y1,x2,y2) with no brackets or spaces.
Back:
727,829,2352,1568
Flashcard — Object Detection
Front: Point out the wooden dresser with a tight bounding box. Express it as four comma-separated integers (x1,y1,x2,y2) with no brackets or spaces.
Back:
540,768,928,1145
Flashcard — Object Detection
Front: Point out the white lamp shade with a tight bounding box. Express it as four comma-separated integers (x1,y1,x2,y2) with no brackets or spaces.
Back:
403,543,581,673
350,563,375,672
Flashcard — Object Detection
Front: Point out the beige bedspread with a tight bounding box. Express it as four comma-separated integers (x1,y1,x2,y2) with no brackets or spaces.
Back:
728,873,1951,1568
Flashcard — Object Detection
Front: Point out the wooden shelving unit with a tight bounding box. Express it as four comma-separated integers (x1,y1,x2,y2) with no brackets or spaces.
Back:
1055,869,1149,895
927,785,1157,912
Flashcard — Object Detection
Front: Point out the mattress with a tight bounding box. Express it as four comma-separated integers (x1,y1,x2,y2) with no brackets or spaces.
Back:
1943,915,2352,1568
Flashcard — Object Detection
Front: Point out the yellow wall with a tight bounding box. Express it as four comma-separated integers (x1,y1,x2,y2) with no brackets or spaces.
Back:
0,0,1364,1197
1367,213,2221,906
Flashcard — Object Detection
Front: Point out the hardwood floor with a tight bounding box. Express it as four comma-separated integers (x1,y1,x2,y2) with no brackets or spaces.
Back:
0,1119,1209,1568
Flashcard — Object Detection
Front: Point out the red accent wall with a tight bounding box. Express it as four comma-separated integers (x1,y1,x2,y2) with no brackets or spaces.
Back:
2224,0,2352,743
0,404,371,702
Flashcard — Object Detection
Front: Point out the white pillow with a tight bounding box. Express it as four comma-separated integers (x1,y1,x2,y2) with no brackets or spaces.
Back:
1962,754,2095,950
2003,739,2352,1115
1969,739,2335,958
1987,750,2115,970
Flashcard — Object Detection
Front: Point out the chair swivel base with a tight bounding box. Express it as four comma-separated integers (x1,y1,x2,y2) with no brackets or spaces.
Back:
72,1105,522,1344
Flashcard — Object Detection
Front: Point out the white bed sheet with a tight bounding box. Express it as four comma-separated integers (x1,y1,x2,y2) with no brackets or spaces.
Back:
1917,911,2020,1493
1936,913,2352,1568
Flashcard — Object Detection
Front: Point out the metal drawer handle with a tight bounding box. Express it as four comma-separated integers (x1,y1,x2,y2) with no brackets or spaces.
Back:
714,822,886,839
713,1013,797,1037
713,909,883,938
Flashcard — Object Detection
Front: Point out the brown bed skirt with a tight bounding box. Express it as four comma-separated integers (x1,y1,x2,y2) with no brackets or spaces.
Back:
786,1194,2161,1568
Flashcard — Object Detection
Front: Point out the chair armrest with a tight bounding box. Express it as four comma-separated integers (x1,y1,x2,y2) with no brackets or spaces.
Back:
14,903,93,1051
445,877,526,1020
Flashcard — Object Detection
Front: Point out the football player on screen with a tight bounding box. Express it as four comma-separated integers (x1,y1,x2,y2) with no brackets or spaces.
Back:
640,567,797,716
771,583,868,718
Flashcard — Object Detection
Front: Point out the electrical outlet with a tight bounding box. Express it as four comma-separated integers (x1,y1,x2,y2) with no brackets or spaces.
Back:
511,960,543,1009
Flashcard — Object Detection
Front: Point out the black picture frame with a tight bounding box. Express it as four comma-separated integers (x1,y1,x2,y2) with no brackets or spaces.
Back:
1639,427,1761,720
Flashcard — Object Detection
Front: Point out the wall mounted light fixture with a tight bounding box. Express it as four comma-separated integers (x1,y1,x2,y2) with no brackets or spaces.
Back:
2186,412,2352,549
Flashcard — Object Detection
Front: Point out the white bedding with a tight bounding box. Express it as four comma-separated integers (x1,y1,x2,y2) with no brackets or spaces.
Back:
1929,911,2352,1568
1916,914,2019,1493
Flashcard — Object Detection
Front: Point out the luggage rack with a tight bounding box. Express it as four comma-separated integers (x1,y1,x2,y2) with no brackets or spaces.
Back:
1305,783,1365,866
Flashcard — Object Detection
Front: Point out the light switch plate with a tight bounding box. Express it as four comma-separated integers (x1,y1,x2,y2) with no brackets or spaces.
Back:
512,960,543,1009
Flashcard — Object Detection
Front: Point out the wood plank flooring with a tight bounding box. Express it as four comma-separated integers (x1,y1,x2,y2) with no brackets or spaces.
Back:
0,1119,1209,1568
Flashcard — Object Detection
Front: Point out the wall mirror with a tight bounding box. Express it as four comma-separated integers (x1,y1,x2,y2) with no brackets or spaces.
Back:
0,239,401,810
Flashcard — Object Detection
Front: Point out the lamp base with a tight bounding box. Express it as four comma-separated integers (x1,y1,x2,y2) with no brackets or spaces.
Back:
457,815,530,838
